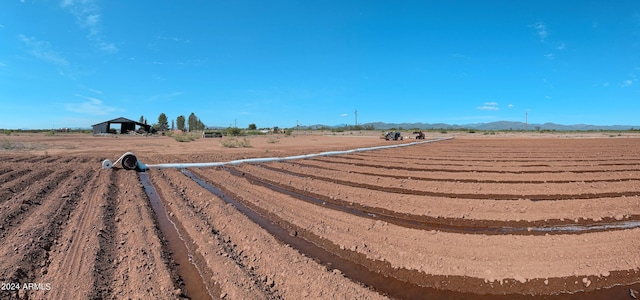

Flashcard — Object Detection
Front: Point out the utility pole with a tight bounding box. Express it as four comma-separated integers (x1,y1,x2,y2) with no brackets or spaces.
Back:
525,112,528,131
354,109,358,127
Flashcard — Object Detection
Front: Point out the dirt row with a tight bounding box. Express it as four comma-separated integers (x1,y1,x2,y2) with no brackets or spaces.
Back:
184,165,640,295
148,168,384,299
0,157,178,299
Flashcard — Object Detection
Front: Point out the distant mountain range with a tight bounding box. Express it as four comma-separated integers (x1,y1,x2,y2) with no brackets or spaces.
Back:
303,121,639,131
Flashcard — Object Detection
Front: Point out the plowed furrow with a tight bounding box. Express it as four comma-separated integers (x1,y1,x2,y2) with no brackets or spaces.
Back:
184,168,385,299
258,164,640,201
309,156,640,174
226,166,640,235
89,169,118,300
0,168,32,186
289,160,639,183
352,152,640,164
0,166,90,300
151,169,269,299
36,169,105,300
0,166,12,176
108,170,178,299
186,168,640,296
0,168,73,237
0,168,50,204
336,152,640,167
236,164,640,223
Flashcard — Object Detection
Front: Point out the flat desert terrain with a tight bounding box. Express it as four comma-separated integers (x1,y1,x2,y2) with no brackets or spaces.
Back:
1,131,640,299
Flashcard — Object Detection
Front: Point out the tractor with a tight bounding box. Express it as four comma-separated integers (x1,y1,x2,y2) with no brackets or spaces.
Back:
413,131,425,139
382,131,403,141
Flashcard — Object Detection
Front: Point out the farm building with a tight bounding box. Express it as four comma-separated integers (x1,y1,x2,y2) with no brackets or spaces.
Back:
92,117,151,134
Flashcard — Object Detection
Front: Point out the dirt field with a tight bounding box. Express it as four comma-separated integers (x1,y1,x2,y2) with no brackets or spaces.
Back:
1,131,640,299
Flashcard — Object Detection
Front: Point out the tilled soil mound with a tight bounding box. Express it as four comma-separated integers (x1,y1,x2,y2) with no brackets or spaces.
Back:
1,134,639,299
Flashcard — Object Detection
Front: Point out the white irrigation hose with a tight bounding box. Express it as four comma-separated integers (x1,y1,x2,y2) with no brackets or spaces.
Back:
102,151,147,171
144,137,454,170
101,137,453,171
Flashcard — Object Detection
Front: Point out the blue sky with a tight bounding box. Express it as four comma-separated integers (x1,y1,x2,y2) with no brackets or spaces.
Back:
1,0,639,129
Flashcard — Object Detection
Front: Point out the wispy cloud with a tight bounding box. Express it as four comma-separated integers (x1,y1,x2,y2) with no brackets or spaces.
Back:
60,0,118,54
85,87,103,94
147,92,183,102
477,102,499,111
451,53,471,60
620,74,637,87
507,104,514,108
530,22,548,41
339,113,348,117
157,35,191,43
66,94,116,115
19,34,69,66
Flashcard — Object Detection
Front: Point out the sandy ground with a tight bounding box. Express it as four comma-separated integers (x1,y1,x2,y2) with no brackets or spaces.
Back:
1,130,639,299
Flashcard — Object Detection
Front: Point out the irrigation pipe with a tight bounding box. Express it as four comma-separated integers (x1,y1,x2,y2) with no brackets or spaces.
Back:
101,137,454,171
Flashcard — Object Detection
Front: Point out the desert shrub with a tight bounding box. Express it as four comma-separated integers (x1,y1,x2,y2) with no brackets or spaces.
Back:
220,137,252,148
173,133,200,142
45,130,56,136
2,138,12,150
267,136,280,144
225,127,242,136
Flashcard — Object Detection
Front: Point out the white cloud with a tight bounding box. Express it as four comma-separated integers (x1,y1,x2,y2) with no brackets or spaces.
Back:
556,42,566,50
157,35,191,43
602,82,610,87
507,104,514,108
477,102,499,111
66,94,116,115
339,113,348,117
85,87,103,94
19,34,69,66
620,74,637,87
531,22,548,41
147,92,183,102
544,53,555,59
60,0,118,53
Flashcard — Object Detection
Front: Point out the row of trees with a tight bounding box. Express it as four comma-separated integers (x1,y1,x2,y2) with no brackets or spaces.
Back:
139,112,205,133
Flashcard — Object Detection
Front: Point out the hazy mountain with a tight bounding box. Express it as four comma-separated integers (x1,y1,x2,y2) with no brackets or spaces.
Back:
316,121,638,131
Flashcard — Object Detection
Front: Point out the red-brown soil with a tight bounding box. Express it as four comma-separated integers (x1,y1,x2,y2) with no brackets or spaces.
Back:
1,131,639,299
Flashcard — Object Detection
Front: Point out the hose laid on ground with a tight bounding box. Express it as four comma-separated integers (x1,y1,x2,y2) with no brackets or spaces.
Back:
102,151,148,171
102,137,453,171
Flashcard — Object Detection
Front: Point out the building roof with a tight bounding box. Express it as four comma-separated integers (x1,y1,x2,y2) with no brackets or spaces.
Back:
92,117,148,127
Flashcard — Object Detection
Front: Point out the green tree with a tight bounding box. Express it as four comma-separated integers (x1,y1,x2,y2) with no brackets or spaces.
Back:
171,119,175,131
188,113,197,131
176,115,185,131
157,113,169,131
139,115,144,124
248,123,257,130
197,118,205,131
